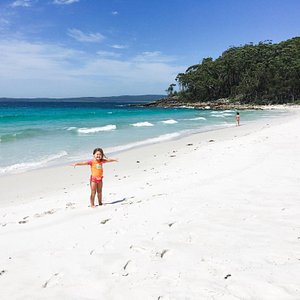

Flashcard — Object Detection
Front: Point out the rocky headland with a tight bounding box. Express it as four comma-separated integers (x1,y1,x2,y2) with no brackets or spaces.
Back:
134,97,266,110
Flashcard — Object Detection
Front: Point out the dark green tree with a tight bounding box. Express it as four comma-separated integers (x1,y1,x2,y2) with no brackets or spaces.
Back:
173,37,300,104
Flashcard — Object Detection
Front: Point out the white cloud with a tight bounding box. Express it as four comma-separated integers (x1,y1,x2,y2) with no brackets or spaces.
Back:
0,18,10,30
53,0,79,4
0,39,185,97
97,51,121,58
112,11,119,15
110,44,128,49
11,0,33,7
67,28,105,43
134,51,176,63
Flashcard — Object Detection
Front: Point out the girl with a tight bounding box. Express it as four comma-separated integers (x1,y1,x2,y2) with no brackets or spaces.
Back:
73,148,118,208
236,112,240,126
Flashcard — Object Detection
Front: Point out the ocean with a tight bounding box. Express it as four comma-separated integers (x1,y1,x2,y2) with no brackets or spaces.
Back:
0,100,287,175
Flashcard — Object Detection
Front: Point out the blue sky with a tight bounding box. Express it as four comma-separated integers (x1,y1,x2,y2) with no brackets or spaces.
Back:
0,0,299,97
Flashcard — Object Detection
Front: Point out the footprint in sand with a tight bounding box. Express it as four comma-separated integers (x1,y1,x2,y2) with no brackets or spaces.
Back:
34,209,58,218
130,245,147,252
122,260,131,276
152,193,167,197
18,220,28,224
156,249,169,258
168,222,176,227
158,295,172,300
42,273,61,288
66,202,75,209
43,209,56,215
100,218,110,224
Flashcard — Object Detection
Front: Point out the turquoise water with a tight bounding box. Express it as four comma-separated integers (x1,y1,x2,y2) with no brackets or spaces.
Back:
0,101,287,175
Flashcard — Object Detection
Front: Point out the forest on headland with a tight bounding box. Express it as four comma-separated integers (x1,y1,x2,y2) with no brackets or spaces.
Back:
167,37,300,105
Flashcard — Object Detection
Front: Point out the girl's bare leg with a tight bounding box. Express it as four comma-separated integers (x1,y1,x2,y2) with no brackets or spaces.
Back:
97,181,103,205
90,181,97,207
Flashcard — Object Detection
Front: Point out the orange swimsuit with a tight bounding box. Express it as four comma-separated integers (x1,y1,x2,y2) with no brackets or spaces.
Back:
88,159,106,183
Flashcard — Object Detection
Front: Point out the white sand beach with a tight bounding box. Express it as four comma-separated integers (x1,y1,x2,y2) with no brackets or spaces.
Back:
1,108,300,299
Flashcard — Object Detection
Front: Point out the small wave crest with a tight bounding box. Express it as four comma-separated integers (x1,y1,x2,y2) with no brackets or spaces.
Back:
0,128,44,143
66,127,77,131
131,121,154,127
211,114,226,118
0,151,68,175
161,119,178,124
211,112,234,118
222,113,234,116
189,117,207,121
211,110,234,117
77,125,116,134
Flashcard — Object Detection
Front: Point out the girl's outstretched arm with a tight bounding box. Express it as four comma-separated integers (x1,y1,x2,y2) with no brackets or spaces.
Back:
72,161,89,167
104,158,118,163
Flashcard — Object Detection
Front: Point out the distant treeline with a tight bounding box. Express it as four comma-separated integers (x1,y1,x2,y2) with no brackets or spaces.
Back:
172,37,300,104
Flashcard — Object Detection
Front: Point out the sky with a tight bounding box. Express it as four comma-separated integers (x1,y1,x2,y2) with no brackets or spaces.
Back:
0,0,299,98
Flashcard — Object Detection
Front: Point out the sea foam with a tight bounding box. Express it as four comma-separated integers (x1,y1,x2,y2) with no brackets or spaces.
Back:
189,117,207,121
0,151,68,174
211,114,226,118
161,119,178,124
78,125,116,133
131,121,154,127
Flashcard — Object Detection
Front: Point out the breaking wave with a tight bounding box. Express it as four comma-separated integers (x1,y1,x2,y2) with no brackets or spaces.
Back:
131,121,154,127
77,125,117,134
0,151,68,174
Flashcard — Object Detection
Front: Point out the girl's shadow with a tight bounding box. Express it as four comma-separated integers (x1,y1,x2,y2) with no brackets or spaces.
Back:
105,198,126,205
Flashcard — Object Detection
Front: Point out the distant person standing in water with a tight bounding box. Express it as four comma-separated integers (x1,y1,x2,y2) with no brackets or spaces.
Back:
236,112,240,126
72,148,118,208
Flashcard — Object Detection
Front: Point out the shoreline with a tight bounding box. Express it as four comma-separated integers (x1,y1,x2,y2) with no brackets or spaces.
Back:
1,107,300,299
0,108,293,208
0,105,292,179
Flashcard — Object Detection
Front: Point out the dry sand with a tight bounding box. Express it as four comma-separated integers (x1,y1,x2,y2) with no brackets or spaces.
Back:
1,108,300,299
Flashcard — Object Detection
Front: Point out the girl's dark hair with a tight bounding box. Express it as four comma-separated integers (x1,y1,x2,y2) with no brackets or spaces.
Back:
93,148,107,158
236,112,240,115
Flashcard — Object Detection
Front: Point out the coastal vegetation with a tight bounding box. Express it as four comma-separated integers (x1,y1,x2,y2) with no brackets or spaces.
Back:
168,37,300,105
